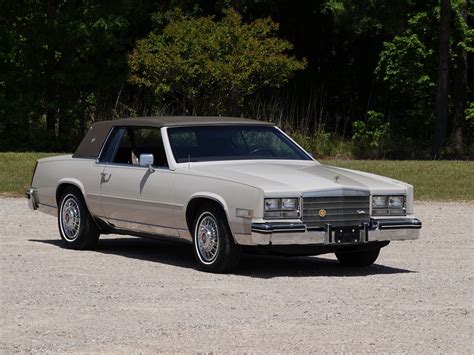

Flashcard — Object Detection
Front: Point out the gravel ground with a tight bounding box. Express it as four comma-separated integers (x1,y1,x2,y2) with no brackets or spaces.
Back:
0,198,473,353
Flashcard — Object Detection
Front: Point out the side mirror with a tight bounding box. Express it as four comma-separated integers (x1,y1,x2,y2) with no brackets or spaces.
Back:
139,153,155,172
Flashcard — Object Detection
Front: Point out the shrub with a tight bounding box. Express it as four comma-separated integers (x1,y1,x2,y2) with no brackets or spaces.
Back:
291,131,354,159
352,111,390,158
128,9,306,115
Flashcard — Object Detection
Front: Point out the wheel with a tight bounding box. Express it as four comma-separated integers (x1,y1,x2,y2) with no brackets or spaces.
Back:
335,247,381,267
58,187,100,250
192,204,241,273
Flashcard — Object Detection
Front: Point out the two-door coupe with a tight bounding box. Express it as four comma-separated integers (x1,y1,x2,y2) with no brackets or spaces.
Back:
26,116,421,272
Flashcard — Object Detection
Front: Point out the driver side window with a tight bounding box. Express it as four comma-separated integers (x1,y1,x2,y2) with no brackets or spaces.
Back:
99,126,168,168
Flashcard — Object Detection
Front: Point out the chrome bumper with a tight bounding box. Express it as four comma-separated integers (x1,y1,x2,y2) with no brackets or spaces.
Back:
234,217,421,246
25,188,38,210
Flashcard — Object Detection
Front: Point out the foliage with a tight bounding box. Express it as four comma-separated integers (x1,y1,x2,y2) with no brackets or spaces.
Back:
291,131,354,159
376,34,435,95
128,9,306,115
0,1,472,158
0,1,148,151
351,111,390,158
322,0,409,36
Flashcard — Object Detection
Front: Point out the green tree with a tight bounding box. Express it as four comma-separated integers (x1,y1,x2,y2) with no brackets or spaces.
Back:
375,1,473,157
128,8,306,116
0,0,153,151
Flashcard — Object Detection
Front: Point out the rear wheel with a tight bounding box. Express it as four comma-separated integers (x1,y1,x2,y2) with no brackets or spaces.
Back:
192,204,241,273
58,187,100,250
335,247,381,267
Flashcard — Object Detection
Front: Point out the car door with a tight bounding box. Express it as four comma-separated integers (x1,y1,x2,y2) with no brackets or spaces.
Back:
99,126,178,237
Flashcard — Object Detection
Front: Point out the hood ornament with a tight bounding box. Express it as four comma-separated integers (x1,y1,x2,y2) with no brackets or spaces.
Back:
334,175,340,183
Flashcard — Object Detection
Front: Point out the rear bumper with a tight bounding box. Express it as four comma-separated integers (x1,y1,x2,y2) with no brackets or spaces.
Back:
25,188,38,210
234,217,421,246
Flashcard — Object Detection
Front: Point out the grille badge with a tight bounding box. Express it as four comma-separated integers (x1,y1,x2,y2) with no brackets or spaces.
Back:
319,209,327,218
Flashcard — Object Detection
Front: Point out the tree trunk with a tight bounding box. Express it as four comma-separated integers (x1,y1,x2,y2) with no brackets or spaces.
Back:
450,0,468,155
431,0,452,159
45,0,57,138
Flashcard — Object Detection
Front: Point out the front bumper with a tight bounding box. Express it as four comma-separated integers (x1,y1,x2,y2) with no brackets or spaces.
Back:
25,188,38,210
235,217,421,246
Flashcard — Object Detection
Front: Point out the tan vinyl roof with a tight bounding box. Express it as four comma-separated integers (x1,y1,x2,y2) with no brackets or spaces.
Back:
73,116,272,159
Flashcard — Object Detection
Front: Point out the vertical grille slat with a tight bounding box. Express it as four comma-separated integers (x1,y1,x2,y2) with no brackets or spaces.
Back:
303,194,370,228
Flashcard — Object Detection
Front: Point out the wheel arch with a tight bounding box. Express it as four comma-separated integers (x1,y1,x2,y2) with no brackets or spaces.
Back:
55,180,106,231
55,178,86,206
185,194,231,236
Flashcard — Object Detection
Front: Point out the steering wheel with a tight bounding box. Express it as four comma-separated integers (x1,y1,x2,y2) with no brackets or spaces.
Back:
248,148,275,156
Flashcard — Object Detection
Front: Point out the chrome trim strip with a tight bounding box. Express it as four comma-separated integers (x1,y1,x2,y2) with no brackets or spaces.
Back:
97,216,188,231
39,202,57,209
25,188,38,210
251,222,306,234
37,203,57,217
237,217,421,246
302,188,370,198
94,126,115,163
98,194,181,207
375,218,422,230
274,126,315,160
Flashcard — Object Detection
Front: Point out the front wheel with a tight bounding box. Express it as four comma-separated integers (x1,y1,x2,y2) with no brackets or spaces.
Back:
58,187,100,250
192,204,241,273
335,247,381,267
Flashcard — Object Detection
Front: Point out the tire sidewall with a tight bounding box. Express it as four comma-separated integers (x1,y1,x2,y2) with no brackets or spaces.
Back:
59,193,83,243
192,204,240,272
58,188,97,249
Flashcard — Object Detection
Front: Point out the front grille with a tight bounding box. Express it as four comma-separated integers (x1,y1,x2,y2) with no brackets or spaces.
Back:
302,195,370,229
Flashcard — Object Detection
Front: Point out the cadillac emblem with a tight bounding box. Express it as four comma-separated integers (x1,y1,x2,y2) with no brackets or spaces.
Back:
319,209,327,218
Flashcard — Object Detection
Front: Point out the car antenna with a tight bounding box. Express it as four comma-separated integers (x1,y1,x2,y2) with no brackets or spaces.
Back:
188,155,191,170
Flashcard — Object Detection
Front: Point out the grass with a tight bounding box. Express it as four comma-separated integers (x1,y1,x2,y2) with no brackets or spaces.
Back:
0,152,472,201
0,152,61,197
320,160,474,201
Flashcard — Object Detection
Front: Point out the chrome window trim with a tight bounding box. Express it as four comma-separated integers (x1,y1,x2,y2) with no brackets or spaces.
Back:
274,126,315,161
95,126,117,164
98,162,172,172
94,126,172,171
165,124,314,164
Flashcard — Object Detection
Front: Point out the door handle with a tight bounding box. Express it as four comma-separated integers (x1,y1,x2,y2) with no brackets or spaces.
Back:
100,172,111,180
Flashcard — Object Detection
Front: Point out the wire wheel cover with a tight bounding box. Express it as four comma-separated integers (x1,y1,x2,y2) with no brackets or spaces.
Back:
197,215,219,262
61,196,81,241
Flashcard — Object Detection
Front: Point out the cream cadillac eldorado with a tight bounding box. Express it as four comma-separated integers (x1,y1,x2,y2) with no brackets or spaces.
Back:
26,116,421,273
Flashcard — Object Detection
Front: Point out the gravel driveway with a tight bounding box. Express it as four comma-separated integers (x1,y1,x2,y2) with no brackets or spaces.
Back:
0,198,472,353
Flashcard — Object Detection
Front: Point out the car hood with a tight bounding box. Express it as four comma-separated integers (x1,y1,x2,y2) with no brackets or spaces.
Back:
190,160,411,195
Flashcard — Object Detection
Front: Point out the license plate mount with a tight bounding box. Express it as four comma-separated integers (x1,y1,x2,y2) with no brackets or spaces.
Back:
333,227,360,243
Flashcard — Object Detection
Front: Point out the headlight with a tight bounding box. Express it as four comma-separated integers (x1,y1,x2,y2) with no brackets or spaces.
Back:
372,196,387,208
264,198,280,211
264,198,299,219
372,195,406,215
389,196,404,208
281,198,298,210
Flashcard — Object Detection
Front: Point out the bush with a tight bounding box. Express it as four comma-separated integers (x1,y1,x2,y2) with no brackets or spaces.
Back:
128,9,306,116
291,131,354,159
352,111,390,158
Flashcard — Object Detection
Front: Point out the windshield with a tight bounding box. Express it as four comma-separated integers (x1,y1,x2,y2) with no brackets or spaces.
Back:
167,125,311,163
